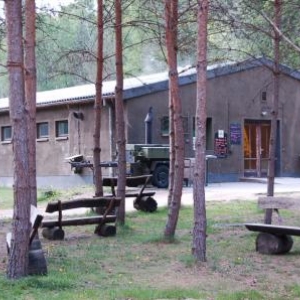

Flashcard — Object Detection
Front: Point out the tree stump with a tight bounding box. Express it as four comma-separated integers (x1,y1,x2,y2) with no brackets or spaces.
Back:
95,224,116,237
256,233,293,254
28,238,47,276
42,227,65,240
134,196,157,213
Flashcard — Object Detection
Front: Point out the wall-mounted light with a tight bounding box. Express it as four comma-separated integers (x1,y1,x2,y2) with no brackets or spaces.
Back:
261,111,268,116
73,112,84,120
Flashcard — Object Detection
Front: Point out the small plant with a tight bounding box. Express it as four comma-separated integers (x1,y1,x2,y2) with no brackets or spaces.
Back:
37,189,60,203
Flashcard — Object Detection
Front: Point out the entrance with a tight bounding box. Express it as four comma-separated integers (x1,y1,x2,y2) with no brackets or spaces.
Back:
244,121,271,177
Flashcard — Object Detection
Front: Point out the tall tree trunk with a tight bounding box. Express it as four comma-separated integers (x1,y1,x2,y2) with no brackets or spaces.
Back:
6,0,31,279
115,0,126,224
265,0,281,224
93,0,104,199
24,0,37,207
164,0,185,238
192,0,208,262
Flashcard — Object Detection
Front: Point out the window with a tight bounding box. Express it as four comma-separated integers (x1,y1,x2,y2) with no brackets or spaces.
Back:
161,116,189,136
161,116,169,136
1,126,12,142
56,120,68,138
37,122,49,139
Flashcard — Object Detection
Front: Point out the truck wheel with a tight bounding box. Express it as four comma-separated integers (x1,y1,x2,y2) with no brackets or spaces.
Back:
152,165,169,188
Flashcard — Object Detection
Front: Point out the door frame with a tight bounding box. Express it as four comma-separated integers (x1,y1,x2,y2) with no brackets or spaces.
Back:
244,119,281,177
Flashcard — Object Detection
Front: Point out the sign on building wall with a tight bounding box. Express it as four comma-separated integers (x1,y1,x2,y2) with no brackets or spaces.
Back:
230,123,242,145
214,131,228,158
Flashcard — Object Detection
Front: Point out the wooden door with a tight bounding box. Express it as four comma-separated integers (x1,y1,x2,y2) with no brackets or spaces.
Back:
244,121,271,177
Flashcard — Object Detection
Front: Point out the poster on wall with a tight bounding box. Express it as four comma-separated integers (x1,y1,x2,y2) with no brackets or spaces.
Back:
230,123,242,145
214,131,228,158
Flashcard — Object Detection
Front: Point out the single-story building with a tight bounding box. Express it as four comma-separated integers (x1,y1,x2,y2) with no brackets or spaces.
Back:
1,57,300,188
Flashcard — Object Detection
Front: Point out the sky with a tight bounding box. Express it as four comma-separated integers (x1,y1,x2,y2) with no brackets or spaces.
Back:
37,0,75,8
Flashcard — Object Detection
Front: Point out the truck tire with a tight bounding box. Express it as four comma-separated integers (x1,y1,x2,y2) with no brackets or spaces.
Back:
152,165,169,188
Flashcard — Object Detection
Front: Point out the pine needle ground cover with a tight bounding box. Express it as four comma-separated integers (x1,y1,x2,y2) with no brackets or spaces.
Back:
1,193,300,299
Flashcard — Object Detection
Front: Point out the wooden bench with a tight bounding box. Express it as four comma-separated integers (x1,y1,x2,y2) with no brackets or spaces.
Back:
7,205,47,275
103,175,157,213
245,196,300,254
42,196,121,240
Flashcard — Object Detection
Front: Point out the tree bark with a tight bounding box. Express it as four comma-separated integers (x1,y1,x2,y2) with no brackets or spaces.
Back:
115,0,126,225
5,0,31,279
164,0,185,238
265,0,281,224
192,0,208,262
93,0,104,200
24,0,37,207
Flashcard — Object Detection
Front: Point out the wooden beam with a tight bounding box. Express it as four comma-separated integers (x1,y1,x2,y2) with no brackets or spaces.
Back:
245,223,300,236
125,192,155,198
42,215,117,228
45,197,121,213
258,197,300,210
102,175,152,187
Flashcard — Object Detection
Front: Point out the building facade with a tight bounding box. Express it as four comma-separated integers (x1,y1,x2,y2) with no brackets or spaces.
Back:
1,58,300,188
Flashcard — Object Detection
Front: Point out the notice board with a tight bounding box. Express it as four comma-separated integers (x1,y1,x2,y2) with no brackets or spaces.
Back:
230,123,242,145
214,131,228,158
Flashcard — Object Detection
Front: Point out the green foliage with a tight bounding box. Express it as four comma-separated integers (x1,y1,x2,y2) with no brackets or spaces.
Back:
1,0,300,98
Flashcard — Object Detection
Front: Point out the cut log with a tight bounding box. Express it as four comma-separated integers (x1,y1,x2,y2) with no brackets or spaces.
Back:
42,227,65,240
30,238,42,251
255,233,293,254
28,238,47,275
95,224,116,237
134,196,157,213
28,248,48,276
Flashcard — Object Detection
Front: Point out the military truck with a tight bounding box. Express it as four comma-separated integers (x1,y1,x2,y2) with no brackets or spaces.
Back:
126,144,170,188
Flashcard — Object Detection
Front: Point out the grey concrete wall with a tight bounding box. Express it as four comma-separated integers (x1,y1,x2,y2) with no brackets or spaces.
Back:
1,64,300,188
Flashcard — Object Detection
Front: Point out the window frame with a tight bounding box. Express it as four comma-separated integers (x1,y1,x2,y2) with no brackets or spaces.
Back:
1,126,12,143
37,122,49,140
55,120,69,139
160,116,169,136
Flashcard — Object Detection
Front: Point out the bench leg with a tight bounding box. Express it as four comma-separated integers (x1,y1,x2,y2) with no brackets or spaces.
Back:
133,196,157,213
42,227,65,240
256,233,293,254
95,224,116,237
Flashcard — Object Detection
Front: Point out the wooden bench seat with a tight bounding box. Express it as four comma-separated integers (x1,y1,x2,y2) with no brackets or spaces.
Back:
245,196,300,254
103,175,157,213
42,196,121,240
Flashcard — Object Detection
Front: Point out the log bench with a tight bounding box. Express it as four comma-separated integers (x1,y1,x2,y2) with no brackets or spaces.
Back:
6,205,47,275
103,175,157,213
42,196,121,240
245,196,300,254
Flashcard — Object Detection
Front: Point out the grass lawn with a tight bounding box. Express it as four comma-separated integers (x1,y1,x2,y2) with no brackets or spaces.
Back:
1,188,300,299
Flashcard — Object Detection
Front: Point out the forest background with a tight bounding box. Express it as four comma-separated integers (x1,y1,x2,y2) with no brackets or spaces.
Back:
0,0,299,98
